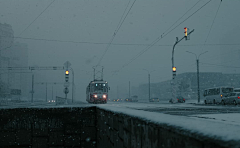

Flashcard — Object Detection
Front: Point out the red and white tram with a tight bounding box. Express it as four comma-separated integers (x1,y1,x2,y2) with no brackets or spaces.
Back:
86,80,109,103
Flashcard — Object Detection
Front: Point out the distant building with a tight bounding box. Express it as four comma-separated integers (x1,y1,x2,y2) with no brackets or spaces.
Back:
1,42,29,98
0,23,14,50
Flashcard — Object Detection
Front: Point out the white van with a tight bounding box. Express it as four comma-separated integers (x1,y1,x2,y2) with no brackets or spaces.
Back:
233,88,240,92
203,87,234,104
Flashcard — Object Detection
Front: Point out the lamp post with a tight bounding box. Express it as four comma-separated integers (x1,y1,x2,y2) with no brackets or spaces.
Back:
143,69,156,101
186,51,208,103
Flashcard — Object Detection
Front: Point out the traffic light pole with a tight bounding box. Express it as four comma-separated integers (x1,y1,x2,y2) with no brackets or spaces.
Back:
171,29,194,103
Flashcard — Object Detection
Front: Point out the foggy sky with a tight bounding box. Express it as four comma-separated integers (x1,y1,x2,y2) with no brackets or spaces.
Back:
0,0,239,100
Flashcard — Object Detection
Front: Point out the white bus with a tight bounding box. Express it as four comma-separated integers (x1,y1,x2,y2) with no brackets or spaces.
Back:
234,88,240,92
203,87,234,104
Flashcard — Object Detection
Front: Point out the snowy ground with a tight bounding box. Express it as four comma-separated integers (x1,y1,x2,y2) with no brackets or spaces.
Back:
1,99,240,142
98,101,240,142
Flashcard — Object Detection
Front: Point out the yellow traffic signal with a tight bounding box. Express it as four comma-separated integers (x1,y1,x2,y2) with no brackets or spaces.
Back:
184,27,187,37
65,70,69,75
172,67,176,72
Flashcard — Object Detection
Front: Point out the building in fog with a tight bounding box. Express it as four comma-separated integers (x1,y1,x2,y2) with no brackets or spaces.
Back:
0,23,14,50
1,42,29,98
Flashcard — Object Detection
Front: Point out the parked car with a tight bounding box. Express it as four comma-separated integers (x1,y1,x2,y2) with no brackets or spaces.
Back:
222,92,240,105
125,98,132,102
176,96,185,103
48,99,56,103
113,99,123,102
149,98,159,102
125,96,138,102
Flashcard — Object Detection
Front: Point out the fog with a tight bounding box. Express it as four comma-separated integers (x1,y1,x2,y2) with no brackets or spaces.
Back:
0,0,239,101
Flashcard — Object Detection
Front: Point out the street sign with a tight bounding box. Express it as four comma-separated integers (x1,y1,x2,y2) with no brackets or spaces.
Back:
64,61,71,69
64,82,70,87
64,87,69,94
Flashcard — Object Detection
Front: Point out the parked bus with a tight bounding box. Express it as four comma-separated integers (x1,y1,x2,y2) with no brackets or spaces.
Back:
234,88,240,92
203,87,234,104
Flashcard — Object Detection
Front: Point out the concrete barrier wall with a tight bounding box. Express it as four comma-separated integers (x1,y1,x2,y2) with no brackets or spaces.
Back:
0,107,238,148
0,107,97,148
96,108,237,148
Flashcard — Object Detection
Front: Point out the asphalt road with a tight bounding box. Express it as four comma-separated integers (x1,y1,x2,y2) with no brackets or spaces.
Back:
106,100,240,116
1,99,240,117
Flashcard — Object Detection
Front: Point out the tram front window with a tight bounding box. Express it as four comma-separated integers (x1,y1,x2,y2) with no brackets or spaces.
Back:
94,83,107,92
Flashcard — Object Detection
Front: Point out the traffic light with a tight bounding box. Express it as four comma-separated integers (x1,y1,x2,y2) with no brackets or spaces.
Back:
172,67,176,79
65,70,69,82
184,27,187,37
173,67,177,72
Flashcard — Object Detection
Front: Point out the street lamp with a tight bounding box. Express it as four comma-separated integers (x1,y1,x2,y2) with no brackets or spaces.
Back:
143,69,156,101
186,51,208,103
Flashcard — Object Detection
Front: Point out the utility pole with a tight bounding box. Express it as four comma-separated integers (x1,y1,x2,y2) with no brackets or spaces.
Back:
46,83,47,102
52,85,53,101
148,73,150,100
186,51,208,103
197,59,200,103
31,73,34,103
171,28,194,103
35,82,64,102
117,85,119,99
143,69,155,101
129,81,131,98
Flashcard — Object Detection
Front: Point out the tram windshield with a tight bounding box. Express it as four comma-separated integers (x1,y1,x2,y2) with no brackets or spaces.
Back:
92,83,108,92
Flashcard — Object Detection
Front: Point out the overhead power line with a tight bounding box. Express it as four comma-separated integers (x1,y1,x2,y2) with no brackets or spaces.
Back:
18,0,56,37
9,36,240,47
112,0,213,76
97,0,137,66
163,0,201,35
203,0,222,46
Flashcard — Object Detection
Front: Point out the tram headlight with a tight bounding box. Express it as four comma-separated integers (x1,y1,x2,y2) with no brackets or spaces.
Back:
103,95,107,99
94,95,98,98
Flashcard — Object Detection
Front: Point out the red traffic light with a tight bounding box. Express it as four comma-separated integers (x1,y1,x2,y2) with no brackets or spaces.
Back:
184,27,188,36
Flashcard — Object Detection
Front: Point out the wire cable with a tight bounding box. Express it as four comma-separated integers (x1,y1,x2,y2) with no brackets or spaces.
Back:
112,0,213,76
163,0,202,35
97,0,137,66
203,0,222,45
18,0,56,37
11,36,240,47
